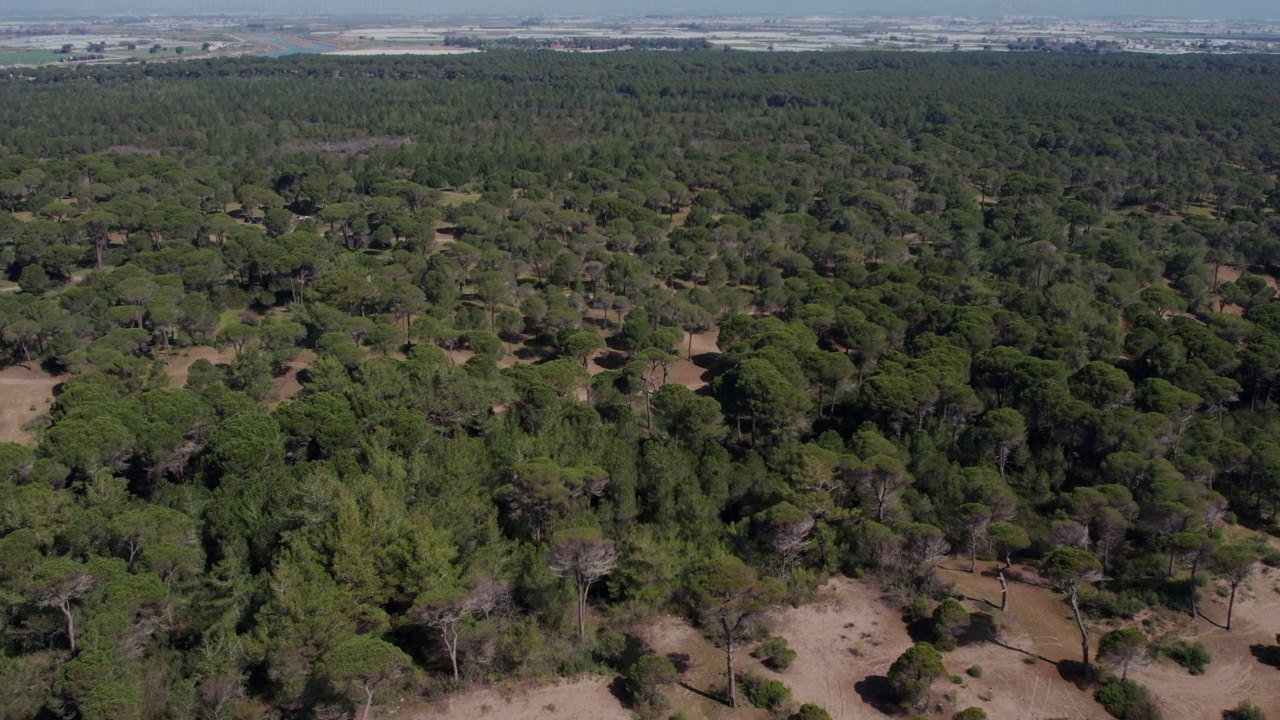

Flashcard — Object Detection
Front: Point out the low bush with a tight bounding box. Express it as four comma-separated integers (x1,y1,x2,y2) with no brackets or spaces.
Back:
954,709,988,720
1096,677,1162,720
965,664,983,678
740,671,793,710
789,704,834,720
1080,588,1150,620
752,636,797,671
1225,700,1268,720
1157,638,1211,675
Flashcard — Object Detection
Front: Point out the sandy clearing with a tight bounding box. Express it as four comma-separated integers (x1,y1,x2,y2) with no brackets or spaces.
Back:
400,557,1280,720
1217,265,1280,293
0,365,62,445
165,345,237,388
413,676,630,720
269,349,314,407
642,615,770,720
942,563,1110,720
768,576,916,719
1130,564,1280,720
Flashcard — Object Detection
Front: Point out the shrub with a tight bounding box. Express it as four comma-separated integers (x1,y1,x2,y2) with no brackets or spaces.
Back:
789,704,834,720
752,635,798,670
907,593,933,621
591,632,629,669
954,709,988,720
740,671,792,710
1159,639,1211,675
1225,701,1268,720
624,654,678,708
888,643,948,711
1095,678,1163,720
965,664,983,678
1080,588,1150,620
931,598,971,651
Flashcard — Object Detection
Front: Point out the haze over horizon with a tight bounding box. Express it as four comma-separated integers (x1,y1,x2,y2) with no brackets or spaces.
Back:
0,0,1275,20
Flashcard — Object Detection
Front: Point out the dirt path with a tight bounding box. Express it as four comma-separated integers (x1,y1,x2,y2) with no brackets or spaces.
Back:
0,365,62,444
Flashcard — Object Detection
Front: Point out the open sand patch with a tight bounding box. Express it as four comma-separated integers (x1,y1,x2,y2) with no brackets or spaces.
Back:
0,365,61,444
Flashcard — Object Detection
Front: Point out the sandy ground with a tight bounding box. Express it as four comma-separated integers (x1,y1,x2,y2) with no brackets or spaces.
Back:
1217,264,1280,293
1128,564,1280,720
767,577,917,719
400,553,1280,720
0,365,61,444
165,345,237,387
414,677,631,720
269,349,315,407
941,563,1110,720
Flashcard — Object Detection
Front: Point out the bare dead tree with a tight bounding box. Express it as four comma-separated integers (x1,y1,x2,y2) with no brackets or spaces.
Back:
549,530,617,644
33,561,95,653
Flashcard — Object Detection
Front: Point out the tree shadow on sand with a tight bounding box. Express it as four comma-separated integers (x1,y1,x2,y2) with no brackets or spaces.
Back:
853,675,898,714
1056,659,1095,689
1249,644,1280,668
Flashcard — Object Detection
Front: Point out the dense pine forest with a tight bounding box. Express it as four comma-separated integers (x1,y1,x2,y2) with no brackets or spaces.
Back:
2,49,1280,720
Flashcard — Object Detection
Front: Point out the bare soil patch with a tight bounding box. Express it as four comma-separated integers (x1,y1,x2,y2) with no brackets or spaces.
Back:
269,350,315,407
165,346,236,387
412,676,630,720
1129,564,1280,720
0,365,61,445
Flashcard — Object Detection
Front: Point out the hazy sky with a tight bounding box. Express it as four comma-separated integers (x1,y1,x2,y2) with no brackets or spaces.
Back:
2,0,1275,19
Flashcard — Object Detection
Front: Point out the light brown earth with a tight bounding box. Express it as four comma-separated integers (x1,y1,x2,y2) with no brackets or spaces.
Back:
164,345,237,387
1127,564,1280,720
0,365,62,444
269,349,315,406
407,558,1280,720
416,677,631,720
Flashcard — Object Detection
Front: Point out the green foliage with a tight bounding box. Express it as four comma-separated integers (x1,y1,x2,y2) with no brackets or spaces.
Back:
625,654,678,708
1154,638,1211,675
1225,701,1269,720
965,665,983,678
4,48,1280,720
1095,678,1163,720
931,598,971,651
1097,628,1149,679
888,643,948,710
953,708,988,720
752,635,797,670
790,704,834,720
740,671,792,710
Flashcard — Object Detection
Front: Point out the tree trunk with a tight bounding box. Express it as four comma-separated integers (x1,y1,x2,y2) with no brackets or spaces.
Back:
577,582,588,644
1189,562,1199,618
1069,588,1090,667
998,571,1009,613
724,627,737,708
970,537,977,573
444,625,460,681
1227,583,1237,631
361,684,374,720
59,599,76,652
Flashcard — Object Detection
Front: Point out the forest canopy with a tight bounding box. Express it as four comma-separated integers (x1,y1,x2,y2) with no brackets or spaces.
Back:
1,49,1280,720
